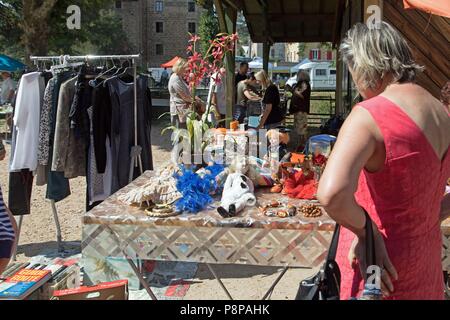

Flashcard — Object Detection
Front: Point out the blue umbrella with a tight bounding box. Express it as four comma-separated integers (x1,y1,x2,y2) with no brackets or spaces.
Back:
0,54,26,72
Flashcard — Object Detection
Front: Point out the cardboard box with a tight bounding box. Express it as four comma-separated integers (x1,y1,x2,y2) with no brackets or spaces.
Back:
52,280,128,300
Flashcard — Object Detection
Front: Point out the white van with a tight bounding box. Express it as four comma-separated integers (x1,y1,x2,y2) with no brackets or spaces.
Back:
286,62,336,91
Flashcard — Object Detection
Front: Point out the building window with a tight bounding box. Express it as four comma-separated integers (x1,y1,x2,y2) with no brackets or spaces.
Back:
156,22,163,33
188,1,196,12
315,69,327,76
188,22,196,34
156,44,164,55
155,1,163,13
310,49,320,60
115,1,122,9
326,50,333,61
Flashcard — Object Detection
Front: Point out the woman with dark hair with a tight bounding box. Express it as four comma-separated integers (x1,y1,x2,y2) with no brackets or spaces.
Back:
317,22,450,300
291,70,311,148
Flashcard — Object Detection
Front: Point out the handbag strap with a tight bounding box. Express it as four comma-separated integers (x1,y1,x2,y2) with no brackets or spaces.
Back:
363,209,377,267
326,224,341,261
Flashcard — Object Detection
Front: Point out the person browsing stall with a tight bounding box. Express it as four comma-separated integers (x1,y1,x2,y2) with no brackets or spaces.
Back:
317,22,450,300
0,71,16,105
255,70,284,129
168,58,204,128
234,74,261,123
235,62,249,87
210,68,227,127
291,70,312,147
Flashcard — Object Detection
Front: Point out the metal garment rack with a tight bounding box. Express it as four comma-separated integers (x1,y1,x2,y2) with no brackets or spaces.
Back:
12,54,143,260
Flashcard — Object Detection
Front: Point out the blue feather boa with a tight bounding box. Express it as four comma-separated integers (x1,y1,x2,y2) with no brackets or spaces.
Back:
174,164,225,213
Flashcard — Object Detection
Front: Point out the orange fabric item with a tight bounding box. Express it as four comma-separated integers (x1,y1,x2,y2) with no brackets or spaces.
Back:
403,0,450,18
290,153,305,164
283,170,317,200
161,56,181,68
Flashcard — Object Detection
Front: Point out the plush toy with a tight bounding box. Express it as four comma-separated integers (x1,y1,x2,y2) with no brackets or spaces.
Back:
217,173,256,217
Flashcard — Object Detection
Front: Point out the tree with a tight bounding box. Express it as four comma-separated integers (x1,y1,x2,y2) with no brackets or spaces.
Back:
198,4,219,57
0,0,131,64
0,0,23,57
298,43,306,59
17,0,59,63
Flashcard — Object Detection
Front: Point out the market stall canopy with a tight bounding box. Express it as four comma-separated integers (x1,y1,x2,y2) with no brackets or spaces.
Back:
403,0,450,18
290,58,312,73
226,0,339,43
0,54,26,72
160,56,180,68
248,57,273,70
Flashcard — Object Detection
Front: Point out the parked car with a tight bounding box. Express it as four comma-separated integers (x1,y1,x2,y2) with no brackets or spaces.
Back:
286,62,336,91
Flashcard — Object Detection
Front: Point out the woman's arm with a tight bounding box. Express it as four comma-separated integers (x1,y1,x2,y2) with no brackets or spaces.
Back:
244,89,261,102
441,193,450,222
259,103,272,128
317,106,398,295
317,106,377,234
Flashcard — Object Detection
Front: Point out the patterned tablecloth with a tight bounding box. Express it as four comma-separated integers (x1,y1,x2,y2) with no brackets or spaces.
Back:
81,171,450,281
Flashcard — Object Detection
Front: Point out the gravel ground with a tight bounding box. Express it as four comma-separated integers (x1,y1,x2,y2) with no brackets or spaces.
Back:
1,120,317,299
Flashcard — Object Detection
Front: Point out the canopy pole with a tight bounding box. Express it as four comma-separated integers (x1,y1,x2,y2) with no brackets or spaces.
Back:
215,0,237,128
263,42,270,74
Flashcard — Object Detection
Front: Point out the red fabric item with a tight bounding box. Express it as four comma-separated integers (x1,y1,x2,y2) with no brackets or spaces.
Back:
284,170,317,200
337,96,450,300
313,154,327,166
161,56,180,68
403,0,450,18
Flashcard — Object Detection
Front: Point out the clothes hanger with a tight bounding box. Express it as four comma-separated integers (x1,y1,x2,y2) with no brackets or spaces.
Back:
116,58,135,80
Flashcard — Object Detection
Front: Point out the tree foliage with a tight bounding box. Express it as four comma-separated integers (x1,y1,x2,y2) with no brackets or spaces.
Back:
0,0,131,63
298,43,306,59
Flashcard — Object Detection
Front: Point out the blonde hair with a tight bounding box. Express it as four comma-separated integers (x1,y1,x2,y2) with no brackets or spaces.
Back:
255,70,271,88
297,70,310,82
339,22,423,91
172,58,188,75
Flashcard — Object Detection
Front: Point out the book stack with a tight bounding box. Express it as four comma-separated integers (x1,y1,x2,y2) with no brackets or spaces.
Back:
0,260,81,300
0,265,52,300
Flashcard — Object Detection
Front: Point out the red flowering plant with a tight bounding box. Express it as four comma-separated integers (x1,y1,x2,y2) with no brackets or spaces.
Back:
163,32,238,166
185,32,238,120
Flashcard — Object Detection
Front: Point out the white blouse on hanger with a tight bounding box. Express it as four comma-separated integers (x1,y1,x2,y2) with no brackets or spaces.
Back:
10,72,44,172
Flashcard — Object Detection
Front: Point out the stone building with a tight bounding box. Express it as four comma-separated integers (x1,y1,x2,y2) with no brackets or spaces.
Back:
115,0,205,67
285,42,336,63
250,42,286,61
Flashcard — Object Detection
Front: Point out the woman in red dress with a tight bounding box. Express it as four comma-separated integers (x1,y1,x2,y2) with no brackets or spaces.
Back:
317,22,450,299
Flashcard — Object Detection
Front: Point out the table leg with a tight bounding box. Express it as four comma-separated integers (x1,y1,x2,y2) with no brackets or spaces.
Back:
261,266,289,300
50,200,63,251
206,263,233,300
125,256,158,301
105,225,158,300
11,216,23,261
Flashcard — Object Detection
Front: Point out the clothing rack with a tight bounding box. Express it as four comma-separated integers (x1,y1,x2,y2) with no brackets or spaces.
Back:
12,54,142,260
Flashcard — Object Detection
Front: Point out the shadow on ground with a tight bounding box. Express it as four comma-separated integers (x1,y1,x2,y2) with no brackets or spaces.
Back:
15,241,81,259
193,263,311,280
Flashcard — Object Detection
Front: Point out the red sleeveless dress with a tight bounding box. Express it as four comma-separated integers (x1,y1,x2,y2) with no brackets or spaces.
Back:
336,95,450,300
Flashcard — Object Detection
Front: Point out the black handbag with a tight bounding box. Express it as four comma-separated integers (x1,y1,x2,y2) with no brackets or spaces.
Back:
295,209,381,300
295,224,341,300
